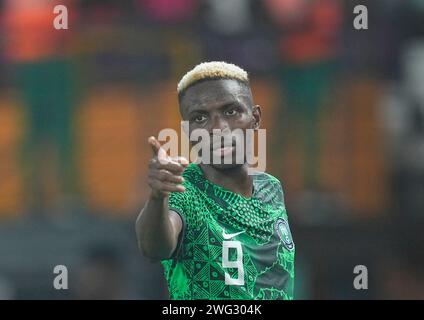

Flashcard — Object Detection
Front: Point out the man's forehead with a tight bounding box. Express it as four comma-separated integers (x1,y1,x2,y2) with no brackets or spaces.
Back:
180,79,251,110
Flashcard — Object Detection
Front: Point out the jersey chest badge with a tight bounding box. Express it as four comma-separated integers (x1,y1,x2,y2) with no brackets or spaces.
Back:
275,218,294,251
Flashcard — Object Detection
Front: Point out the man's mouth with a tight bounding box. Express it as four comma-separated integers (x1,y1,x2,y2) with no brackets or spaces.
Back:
209,136,239,158
212,145,235,157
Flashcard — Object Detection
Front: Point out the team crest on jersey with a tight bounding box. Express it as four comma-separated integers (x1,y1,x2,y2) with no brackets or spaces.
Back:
275,218,294,251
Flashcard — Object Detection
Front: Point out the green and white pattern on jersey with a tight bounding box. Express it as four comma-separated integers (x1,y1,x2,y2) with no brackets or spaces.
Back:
161,163,295,300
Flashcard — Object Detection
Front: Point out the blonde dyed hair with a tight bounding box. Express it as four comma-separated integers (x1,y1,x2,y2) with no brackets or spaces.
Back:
177,61,249,95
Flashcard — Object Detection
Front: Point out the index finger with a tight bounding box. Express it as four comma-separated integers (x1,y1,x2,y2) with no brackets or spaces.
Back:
148,136,168,161
148,136,161,156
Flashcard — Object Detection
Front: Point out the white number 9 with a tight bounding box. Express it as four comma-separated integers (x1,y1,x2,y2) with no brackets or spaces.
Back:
222,241,244,286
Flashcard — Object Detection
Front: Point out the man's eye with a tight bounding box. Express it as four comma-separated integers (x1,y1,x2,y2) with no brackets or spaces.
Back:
225,109,237,116
193,115,206,123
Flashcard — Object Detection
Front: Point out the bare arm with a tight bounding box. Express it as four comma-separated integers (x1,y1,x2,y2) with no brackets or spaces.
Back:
135,137,188,261
136,196,182,261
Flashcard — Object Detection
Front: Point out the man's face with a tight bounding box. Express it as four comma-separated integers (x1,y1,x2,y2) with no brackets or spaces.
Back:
179,79,261,170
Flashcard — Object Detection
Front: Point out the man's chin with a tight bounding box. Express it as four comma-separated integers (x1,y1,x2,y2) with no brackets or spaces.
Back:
206,162,244,171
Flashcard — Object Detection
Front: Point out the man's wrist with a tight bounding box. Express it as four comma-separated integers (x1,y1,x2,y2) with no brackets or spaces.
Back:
150,190,168,201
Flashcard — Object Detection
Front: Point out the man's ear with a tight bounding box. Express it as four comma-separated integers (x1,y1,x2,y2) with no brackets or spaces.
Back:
252,105,262,129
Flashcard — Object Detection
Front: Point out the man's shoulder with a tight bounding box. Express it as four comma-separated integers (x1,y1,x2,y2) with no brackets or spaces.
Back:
252,171,285,206
252,170,283,187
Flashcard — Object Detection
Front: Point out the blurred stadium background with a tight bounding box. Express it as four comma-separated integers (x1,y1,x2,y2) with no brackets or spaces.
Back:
0,0,423,299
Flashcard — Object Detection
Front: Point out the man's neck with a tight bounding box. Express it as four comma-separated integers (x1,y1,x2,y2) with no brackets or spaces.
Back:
199,164,253,198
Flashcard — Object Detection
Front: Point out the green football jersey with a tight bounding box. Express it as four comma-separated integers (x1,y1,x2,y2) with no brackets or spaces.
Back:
161,163,295,300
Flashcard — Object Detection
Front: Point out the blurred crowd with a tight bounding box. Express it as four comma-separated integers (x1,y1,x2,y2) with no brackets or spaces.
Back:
0,0,423,299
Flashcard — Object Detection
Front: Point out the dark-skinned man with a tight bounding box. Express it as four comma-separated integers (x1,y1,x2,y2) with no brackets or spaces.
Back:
136,61,295,300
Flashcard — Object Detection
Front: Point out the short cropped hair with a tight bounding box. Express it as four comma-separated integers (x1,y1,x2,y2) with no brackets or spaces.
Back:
177,61,249,97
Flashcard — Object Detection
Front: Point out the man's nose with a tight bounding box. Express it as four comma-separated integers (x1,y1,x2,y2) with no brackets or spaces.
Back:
210,116,230,133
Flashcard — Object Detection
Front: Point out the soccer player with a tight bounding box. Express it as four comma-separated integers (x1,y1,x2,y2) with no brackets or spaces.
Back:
136,62,295,300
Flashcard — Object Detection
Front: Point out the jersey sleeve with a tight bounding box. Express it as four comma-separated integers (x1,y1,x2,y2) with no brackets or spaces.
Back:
275,179,286,209
257,172,287,211
274,179,289,218
168,188,190,218
167,183,196,260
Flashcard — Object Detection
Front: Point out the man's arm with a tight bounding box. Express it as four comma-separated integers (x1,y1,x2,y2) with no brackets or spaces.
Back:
136,197,182,261
135,136,188,261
